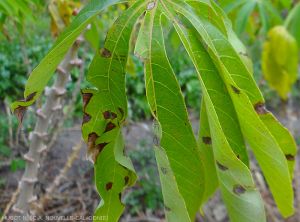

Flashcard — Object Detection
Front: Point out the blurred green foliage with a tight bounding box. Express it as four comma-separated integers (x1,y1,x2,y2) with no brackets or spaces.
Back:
124,141,163,215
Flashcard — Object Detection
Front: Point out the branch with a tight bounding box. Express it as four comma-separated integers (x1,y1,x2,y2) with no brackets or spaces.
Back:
12,37,83,220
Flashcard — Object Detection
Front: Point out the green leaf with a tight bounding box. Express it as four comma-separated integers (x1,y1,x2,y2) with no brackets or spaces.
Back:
198,100,218,204
164,0,295,218
165,7,265,222
262,26,298,100
11,0,126,112
135,5,205,220
81,1,146,221
235,1,256,35
285,3,300,46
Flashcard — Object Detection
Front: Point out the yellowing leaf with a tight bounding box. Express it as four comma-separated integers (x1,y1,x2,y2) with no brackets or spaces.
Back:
49,0,81,36
262,26,298,100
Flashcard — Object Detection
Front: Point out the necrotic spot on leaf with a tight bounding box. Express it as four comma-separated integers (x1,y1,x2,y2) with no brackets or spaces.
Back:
216,161,228,171
254,102,269,115
25,92,37,102
103,111,117,120
106,182,113,191
82,113,91,124
231,85,241,94
233,185,246,195
124,176,129,185
14,106,27,125
161,167,168,175
104,122,116,133
285,154,295,161
202,137,212,145
103,111,111,119
100,48,112,58
96,143,109,153
82,92,93,109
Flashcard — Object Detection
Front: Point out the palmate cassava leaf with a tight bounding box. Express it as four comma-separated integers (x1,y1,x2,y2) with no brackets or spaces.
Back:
262,26,298,100
13,0,297,221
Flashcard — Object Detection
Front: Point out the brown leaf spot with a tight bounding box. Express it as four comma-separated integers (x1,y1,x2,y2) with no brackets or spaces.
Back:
96,143,109,153
104,122,116,133
254,102,269,115
14,106,27,125
103,111,117,120
216,161,228,171
202,137,212,145
118,192,122,201
25,92,37,102
82,92,93,109
231,85,241,94
286,154,295,161
100,48,112,58
87,133,99,163
233,185,246,195
106,182,113,191
161,167,167,175
82,113,91,124
111,112,118,119
124,176,129,185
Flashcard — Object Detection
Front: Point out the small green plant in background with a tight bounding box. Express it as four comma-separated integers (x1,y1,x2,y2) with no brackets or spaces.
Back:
124,140,163,216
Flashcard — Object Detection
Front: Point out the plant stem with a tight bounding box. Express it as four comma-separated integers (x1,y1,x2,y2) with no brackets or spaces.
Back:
12,37,83,220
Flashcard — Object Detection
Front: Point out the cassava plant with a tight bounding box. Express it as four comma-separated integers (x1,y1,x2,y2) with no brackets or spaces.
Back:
11,0,297,222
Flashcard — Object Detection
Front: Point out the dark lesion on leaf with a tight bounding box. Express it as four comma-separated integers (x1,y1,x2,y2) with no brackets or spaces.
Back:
233,185,246,195
15,92,38,125
254,102,269,115
161,167,168,175
285,154,295,161
81,92,93,109
231,85,241,94
103,111,117,120
202,137,212,145
25,92,37,102
124,176,129,185
216,161,228,171
14,106,27,125
104,122,116,133
96,143,109,153
87,133,110,163
106,182,113,191
82,113,91,124
100,48,112,58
